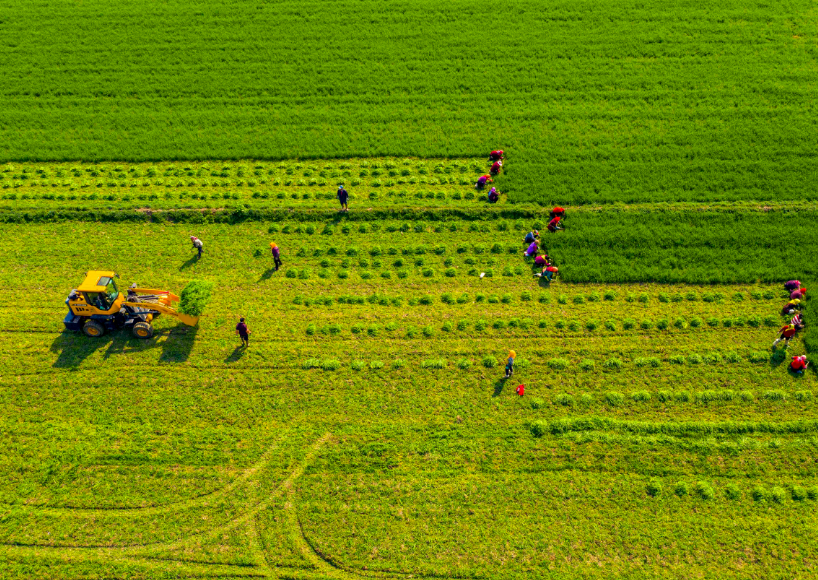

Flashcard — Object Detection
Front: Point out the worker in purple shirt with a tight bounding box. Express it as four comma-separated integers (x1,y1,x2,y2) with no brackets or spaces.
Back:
236,317,251,347
270,242,282,270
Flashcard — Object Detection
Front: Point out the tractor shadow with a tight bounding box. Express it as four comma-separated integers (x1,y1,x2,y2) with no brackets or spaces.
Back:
51,333,114,369
51,325,199,368
224,345,247,363
158,326,198,363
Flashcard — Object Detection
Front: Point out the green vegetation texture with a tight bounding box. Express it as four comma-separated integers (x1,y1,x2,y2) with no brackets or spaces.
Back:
0,0,817,578
1,0,817,205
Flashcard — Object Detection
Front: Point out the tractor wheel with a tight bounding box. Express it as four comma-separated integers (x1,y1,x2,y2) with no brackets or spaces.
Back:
82,320,105,338
132,321,154,339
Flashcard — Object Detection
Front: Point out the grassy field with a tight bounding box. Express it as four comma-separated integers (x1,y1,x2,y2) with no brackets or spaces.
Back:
1,0,817,578
0,220,815,579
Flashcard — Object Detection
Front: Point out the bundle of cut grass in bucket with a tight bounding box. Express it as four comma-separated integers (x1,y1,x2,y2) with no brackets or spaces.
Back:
179,280,213,316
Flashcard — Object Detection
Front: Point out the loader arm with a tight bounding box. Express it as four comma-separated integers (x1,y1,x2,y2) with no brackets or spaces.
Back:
123,300,200,327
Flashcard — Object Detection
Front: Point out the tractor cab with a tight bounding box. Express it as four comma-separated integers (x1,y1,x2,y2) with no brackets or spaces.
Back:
67,271,124,317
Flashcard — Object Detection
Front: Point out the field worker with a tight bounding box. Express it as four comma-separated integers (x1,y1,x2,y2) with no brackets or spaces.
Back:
270,242,282,271
337,185,349,212
773,323,797,349
544,265,559,281
534,254,548,267
488,187,500,203
790,287,807,300
475,175,493,189
790,355,809,375
547,215,563,233
515,384,525,396
489,149,504,162
236,317,251,347
505,350,516,378
190,235,203,258
785,280,802,292
490,160,503,175
792,312,805,330
524,230,539,244
525,240,539,257
782,298,801,316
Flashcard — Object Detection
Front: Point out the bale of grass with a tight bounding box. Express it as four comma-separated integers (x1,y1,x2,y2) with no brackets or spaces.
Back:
792,485,808,501
724,483,742,500
603,357,623,370
530,397,545,409
646,479,662,497
605,392,625,406
751,486,767,501
179,280,213,316
771,486,786,503
674,482,689,497
482,356,498,368
694,481,715,500
548,358,570,370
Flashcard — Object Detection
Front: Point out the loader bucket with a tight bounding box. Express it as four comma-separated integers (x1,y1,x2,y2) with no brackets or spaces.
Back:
176,312,200,327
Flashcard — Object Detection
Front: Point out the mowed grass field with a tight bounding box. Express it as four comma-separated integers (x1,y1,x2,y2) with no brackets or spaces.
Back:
1,0,818,578
0,218,816,579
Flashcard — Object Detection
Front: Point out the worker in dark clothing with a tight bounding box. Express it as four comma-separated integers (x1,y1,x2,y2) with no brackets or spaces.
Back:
337,185,349,212
489,150,504,162
236,317,251,347
490,160,503,175
547,216,563,233
487,187,500,203
524,230,539,244
785,280,801,292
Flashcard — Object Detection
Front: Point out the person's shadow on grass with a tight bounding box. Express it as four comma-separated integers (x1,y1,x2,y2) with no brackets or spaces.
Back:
224,345,247,363
179,255,199,271
492,378,507,397
258,267,279,282
770,350,788,369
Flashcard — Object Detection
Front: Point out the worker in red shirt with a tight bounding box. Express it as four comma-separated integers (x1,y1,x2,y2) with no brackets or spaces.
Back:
547,215,563,233
790,355,808,375
490,160,503,175
773,324,798,349
549,206,566,220
489,150,504,162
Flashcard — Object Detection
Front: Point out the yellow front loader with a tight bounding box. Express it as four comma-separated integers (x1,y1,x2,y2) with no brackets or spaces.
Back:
63,271,200,338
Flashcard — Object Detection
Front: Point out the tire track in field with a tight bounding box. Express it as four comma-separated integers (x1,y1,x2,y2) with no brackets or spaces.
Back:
283,463,486,580
7,423,304,517
0,433,331,558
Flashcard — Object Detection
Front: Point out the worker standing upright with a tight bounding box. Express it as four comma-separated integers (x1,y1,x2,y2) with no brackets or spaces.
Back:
505,350,516,378
190,236,203,258
270,242,282,271
236,317,251,347
337,185,349,212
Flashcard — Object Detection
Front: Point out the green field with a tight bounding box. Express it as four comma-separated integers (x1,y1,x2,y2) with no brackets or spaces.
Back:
1,1,817,579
